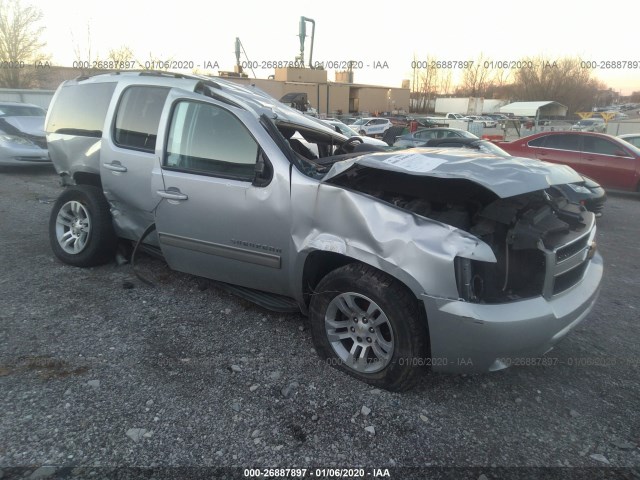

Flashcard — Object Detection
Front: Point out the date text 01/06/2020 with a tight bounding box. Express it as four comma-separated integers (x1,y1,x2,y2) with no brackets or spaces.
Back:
243,468,392,478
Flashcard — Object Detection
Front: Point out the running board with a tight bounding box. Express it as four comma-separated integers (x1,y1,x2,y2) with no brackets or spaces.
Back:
133,244,299,313
138,244,165,261
216,283,300,313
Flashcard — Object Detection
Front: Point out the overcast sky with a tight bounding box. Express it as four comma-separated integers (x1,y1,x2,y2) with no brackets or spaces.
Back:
35,0,639,94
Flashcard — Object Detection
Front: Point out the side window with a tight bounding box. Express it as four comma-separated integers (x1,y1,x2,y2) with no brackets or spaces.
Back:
627,137,640,148
544,134,580,151
527,136,546,147
46,82,117,137
583,137,622,156
165,101,258,181
113,86,169,153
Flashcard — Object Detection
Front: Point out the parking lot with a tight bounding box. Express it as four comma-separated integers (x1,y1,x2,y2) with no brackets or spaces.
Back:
1,166,639,478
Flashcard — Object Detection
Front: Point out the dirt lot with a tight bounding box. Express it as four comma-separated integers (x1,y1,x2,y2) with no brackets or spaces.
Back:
1,166,639,479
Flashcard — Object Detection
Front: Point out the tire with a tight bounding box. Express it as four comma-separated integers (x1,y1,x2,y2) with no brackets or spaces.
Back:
309,263,428,391
49,185,117,267
359,130,367,136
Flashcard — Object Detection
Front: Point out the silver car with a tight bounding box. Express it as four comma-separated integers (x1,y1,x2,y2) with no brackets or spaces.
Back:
571,118,606,133
45,72,603,391
0,102,50,166
323,120,388,147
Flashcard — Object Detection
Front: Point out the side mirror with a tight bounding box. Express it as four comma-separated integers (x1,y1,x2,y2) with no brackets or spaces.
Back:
253,150,272,187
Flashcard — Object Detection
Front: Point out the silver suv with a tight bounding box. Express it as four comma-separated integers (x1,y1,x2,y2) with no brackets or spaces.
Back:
45,72,603,391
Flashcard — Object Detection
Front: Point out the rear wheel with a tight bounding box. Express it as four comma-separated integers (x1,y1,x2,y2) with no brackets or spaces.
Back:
309,263,428,391
49,185,117,267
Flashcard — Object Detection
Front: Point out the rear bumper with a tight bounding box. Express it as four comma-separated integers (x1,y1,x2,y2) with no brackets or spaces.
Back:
423,252,603,373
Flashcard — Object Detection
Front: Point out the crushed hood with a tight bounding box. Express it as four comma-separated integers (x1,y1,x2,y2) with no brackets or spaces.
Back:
322,148,583,198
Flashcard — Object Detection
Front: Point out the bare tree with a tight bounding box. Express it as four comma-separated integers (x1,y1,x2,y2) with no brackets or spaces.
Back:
438,69,453,96
107,46,135,69
71,23,98,75
411,56,456,112
137,52,174,71
0,0,49,87
512,56,606,113
416,57,439,112
457,54,492,97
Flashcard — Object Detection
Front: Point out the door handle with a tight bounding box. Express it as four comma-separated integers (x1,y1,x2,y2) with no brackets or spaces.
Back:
586,157,595,161
157,190,188,201
103,162,127,173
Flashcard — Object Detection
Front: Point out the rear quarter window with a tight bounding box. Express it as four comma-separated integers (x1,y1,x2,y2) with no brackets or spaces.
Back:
527,137,546,147
46,82,117,137
113,86,169,153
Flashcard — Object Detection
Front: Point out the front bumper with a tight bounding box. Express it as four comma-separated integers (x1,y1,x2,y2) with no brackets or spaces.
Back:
0,147,50,166
422,252,603,373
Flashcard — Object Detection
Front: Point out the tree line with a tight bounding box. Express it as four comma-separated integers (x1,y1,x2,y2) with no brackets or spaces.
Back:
0,0,627,115
412,53,613,114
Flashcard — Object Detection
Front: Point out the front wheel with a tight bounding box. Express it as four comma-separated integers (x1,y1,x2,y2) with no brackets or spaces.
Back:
49,185,117,267
309,263,428,391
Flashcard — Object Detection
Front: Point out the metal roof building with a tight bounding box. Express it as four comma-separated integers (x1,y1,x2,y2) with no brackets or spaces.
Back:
499,101,568,117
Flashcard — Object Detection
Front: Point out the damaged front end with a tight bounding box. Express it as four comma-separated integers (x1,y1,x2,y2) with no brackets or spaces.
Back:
324,150,598,305
454,191,595,303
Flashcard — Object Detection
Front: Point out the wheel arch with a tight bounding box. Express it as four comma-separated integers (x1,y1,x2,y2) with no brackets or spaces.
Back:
73,171,102,188
298,249,429,328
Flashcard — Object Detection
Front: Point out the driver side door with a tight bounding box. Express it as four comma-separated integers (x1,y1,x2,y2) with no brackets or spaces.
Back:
153,98,293,295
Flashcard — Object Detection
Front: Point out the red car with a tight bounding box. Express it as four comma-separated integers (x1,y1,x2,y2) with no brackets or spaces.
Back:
496,131,640,192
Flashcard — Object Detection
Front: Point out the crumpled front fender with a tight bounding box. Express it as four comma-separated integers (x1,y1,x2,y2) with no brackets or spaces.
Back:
291,182,496,303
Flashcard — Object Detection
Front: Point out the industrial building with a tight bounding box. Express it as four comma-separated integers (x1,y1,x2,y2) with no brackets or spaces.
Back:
224,67,410,116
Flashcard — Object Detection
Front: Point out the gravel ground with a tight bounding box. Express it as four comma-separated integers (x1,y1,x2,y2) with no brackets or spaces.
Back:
1,166,639,479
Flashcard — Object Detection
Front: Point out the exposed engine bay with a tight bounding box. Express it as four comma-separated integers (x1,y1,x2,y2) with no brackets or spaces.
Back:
327,166,592,304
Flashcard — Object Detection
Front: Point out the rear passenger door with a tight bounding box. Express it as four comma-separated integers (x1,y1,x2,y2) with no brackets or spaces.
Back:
100,85,170,239
581,135,637,189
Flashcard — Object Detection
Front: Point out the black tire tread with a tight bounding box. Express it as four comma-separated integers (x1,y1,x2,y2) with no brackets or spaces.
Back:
48,185,117,267
310,262,428,392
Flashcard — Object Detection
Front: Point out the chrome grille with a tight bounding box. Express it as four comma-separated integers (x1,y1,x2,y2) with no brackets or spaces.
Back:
556,236,590,263
540,213,596,299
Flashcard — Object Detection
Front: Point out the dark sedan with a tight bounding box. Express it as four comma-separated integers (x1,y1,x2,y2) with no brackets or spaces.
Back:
393,127,477,148
423,137,607,215
495,131,640,192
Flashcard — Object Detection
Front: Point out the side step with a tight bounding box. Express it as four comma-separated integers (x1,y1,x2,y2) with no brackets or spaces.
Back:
132,244,299,313
216,283,301,313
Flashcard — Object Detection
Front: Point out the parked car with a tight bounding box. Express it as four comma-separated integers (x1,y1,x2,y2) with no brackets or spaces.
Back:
324,120,388,147
410,116,447,128
496,131,640,191
393,128,477,148
618,133,640,148
571,118,607,133
45,72,602,391
466,115,497,128
423,137,607,215
483,113,509,121
0,101,50,166
479,116,498,128
350,117,392,136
